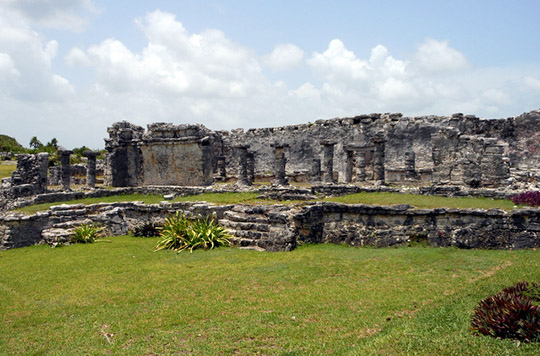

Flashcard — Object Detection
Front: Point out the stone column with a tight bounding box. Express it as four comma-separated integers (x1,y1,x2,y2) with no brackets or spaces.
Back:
345,149,355,183
404,151,416,179
356,152,366,182
236,145,250,186
272,144,289,186
481,140,510,187
247,151,255,185
215,156,227,182
83,151,100,188
59,150,73,191
321,141,336,183
372,135,386,184
311,158,321,183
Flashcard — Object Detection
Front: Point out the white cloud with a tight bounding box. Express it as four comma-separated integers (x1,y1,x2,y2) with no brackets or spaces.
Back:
0,0,98,31
263,43,304,71
0,10,74,101
524,76,540,91
65,47,92,66
414,38,469,73
0,7,539,150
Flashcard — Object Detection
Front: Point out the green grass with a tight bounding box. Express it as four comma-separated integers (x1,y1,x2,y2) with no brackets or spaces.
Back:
15,193,166,215
16,191,520,215
174,191,260,204
326,192,518,210
0,162,16,179
0,240,538,355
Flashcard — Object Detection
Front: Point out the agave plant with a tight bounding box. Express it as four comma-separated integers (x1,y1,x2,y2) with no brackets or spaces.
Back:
155,212,230,252
132,221,162,237
70,223,103,244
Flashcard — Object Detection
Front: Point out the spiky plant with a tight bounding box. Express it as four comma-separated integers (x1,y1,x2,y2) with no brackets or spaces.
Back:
471,281,540,342
155,212,230,252
132,221,162,237
70,223,103,244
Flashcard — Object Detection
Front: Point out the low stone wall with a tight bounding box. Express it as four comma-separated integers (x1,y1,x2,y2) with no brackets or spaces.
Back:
1,200,539,251
294,203,540,249
0,201,233,249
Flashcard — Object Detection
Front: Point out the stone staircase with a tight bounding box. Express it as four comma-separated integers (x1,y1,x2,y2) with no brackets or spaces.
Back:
219,205,296,252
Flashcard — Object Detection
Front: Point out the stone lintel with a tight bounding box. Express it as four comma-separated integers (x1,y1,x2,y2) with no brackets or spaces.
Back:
344,145,375,152
82,151,100,158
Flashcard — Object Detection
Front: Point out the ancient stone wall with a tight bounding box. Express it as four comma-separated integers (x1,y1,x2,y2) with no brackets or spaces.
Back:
2,200,539,251
222,110,539,186
103,110,539,188
105,122,220,187
1,153,49,198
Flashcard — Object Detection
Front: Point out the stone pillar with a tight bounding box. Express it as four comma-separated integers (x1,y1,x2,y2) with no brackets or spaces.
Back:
215,156,227,182
405,151,416,179
83,151,100,188
247,151,255,185
372,135,386,184
272,144,289,186
59,150,73,191
481,140,510,187
345,149,355,183
356,152,366,182
236,145,250,186
311,158,321,183
321,141,336,183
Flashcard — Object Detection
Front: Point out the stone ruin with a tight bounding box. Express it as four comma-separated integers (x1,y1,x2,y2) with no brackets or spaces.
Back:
1,153,48,198
1,109,540,251
103,122,218,187
2,109,539,201
103,110,540,189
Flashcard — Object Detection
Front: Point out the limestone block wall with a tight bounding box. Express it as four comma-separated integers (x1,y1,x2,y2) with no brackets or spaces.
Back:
105,122,219,187
294,203,540,249
2,199,539,251
223,110,539,185
1,153,49,199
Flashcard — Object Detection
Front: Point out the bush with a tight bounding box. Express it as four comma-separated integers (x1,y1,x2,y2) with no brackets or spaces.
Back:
132,221,162,237
155,212,230,252
70,224,103,244
471,281,540,342
510,191,540,207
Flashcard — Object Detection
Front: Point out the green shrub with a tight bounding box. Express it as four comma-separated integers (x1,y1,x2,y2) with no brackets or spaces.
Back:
132,221,162,237
70,224,103,244
471,281,540,342
155,212,230,252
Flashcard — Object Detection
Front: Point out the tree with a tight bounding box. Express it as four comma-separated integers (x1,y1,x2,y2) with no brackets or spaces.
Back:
47,138,58,150
29,136,43,149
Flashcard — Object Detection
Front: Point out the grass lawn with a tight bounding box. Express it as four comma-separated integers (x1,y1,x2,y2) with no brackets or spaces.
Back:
17,191,519,215
0,239,538,355
325,192,518,210
0,162,16,179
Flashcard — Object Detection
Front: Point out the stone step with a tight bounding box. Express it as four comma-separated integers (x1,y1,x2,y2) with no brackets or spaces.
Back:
219,220,270,232
222,211,269,224
225,229,269,240
229,236,257,247
231,205,271,215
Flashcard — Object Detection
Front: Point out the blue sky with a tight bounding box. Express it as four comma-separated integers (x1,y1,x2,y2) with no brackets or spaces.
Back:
1,0,539,149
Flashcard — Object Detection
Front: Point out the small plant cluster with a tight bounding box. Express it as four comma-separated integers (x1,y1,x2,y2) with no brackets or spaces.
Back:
70,223,103,244
132,221,162,237
510,191,540,207
471,281,540,342
155,212,230,252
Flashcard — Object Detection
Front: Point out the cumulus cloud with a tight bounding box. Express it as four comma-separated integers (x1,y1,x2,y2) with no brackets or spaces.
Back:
0,10,74,101
263,44,304,71
1,7,539,149
0,0,98,31
414,38,469,73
